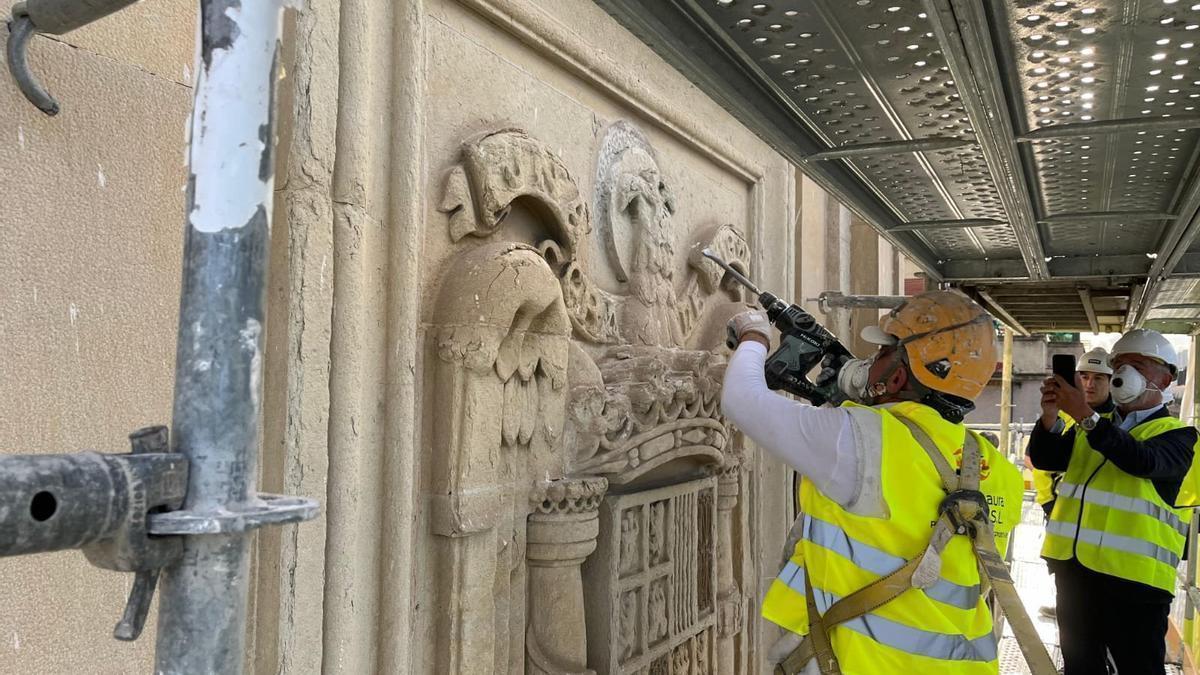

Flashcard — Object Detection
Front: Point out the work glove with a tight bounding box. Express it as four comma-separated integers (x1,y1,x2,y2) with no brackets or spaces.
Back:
725,310,771,350
814,352,850,389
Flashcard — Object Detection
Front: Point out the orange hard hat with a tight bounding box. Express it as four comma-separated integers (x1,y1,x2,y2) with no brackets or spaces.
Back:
862,290,997,400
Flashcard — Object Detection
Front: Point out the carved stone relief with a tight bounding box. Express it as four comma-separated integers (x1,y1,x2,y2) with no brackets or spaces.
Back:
596,122,681,346
440,128,590,250
620,507,642,577
568,346,727,487
583,477,718,675
429,241,574,675
431,125,749,675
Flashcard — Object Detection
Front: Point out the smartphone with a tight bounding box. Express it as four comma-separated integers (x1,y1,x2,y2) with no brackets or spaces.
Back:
1051,354,1077,384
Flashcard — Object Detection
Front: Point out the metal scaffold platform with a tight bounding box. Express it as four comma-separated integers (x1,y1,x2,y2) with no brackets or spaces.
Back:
596,0,1200,336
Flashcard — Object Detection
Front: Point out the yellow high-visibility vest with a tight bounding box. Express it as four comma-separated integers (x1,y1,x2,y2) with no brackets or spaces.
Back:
1173,418,1200,508
1032,469,1057,506
761,401,1023,674
1031,410,1112,506
1042,416,1190,593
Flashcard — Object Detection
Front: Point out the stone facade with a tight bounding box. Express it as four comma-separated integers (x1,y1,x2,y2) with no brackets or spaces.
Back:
2,0,911,672
255,1,797,671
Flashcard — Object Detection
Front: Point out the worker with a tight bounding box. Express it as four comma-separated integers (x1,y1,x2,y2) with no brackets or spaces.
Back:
1030,347,1116,521
723,290,1023,674
1029,329,1196,675
1032,347,1115,622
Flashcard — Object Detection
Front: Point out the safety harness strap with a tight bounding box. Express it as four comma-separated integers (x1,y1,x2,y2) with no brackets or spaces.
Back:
776,419,1056,675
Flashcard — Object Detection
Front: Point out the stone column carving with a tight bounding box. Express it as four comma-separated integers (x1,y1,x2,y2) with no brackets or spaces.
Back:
526,477,608,675
715,461,743,674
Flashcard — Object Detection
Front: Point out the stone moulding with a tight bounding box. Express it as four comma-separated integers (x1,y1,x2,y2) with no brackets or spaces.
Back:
573,417,727,485
451,0,766,185
530,476,608,515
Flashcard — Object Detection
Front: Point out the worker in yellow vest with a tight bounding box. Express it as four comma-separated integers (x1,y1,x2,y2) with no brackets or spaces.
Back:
1030,347,1116,521
1031,347,1115,623
723,291,1023,674
1030,329,1196,675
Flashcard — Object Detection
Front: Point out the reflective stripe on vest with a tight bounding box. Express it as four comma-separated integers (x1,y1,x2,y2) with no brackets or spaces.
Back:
760,401,1023,673
803,514,981,610
774,560,998,663
1041,415,1189,592
1045,519,1181,568
1057,481,1189,536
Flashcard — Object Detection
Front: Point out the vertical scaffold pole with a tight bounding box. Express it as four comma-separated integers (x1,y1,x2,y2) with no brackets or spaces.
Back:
1183,334,1200,649
999,327,1015,460
154,1,289,672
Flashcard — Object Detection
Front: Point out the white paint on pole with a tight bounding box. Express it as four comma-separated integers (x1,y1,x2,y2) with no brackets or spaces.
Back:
186,2,287,233
240,318,262,411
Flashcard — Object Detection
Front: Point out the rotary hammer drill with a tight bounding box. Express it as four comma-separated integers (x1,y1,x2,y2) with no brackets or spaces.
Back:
702,249,853,406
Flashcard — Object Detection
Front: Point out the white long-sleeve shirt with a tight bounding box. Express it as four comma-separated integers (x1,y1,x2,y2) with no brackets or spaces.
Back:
721,341,888,518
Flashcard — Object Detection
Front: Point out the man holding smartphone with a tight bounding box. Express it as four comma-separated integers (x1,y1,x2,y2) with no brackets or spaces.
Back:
1028,329,1196,675
1031,347,1117,521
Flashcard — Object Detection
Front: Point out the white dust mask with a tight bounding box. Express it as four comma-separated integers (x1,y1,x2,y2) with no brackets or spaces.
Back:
838,356,886,403
1110,364,1148,405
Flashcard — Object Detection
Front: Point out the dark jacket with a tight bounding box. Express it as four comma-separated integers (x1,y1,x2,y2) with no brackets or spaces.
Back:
1027,404,1195,506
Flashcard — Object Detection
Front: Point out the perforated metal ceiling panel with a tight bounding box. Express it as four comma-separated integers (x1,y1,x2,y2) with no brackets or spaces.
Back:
595,0,1200,333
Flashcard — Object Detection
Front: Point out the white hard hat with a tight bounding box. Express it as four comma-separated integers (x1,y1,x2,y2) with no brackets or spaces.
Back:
1077,347,1113,375
1111,329,1179,374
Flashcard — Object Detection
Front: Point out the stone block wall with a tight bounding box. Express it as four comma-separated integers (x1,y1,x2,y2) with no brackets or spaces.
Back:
0,2,194,673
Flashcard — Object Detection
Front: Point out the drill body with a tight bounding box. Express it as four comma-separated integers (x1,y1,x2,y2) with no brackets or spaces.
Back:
701,247,853,406
755,291,854,406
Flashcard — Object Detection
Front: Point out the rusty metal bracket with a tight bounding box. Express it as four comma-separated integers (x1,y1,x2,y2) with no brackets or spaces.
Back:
0,425,317,642
0,426,185,640
5,0,143,116
148,494,319,536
